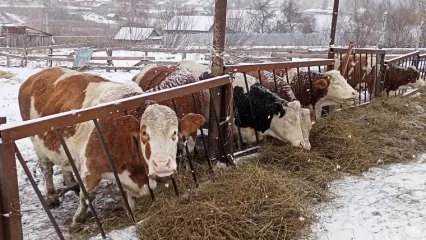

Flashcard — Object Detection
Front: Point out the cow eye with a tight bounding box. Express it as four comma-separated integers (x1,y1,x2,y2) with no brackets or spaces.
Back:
142,131,147,136
173,131,177,136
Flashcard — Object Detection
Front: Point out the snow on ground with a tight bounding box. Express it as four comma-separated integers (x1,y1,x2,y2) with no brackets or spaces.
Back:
79,12,116,25
310,154,426,240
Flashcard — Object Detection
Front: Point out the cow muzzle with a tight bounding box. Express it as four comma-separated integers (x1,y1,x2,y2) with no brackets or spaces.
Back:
152,156,176,177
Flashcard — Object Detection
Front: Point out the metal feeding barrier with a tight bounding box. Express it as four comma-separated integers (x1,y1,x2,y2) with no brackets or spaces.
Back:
0,75,233,240
224,59,334,156
330,47,387,103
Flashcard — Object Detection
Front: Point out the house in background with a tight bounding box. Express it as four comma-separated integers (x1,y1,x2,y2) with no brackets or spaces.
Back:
164,15,214,34
1,25,53,47
114,27,162,45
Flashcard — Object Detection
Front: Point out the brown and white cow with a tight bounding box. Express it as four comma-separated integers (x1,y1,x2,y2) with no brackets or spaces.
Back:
287,69,357,120
365,64,424,96
18,67,205,227
132,64,207,156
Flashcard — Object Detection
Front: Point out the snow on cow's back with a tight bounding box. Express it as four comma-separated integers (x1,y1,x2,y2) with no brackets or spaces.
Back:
179,59,210,78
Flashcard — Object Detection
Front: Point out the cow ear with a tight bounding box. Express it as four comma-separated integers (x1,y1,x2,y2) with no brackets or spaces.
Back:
179,113,205,136
114,115,140,137
272,102,286,118
314,79,329,89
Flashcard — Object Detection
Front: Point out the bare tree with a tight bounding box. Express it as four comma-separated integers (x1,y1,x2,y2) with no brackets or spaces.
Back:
248,0,276,33
162,16,197,48
275,0,316,33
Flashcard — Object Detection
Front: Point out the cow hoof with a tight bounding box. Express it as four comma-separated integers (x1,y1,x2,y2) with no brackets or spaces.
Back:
46,195,60,208
69,222,84,233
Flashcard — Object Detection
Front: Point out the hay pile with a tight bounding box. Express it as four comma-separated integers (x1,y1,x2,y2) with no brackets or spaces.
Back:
74,90,426,240
0,70,15,79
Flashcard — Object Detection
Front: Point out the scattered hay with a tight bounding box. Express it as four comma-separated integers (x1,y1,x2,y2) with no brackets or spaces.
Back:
0,70,15,79
138,165,317,240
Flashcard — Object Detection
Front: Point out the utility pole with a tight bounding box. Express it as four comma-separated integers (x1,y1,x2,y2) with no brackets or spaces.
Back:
44,0,50,33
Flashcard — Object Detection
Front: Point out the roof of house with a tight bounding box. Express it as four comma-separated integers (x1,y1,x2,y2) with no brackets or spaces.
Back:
114,27,160,40
2,25,52,36
164,15,214,32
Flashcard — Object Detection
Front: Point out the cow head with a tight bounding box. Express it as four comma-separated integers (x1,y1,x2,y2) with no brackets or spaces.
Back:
115,103,205,179
315,70,357,107
265,100,309,149
405,66,424,88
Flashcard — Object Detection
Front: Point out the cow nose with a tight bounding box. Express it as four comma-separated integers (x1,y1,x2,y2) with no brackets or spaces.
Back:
153,157,173,174
292,140,303,148
303,141,311,151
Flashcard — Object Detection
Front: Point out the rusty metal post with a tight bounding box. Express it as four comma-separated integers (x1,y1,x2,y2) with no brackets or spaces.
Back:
327,0,340,67
0,117,23,240
208,0,227,163
0,117,4,240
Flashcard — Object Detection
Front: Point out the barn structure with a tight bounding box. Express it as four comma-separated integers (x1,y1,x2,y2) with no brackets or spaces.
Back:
1,25,53,47
114,27,162,45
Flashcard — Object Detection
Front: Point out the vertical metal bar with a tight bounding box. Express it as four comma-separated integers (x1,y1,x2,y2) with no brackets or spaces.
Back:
272,69,278,93
209,88,234,166
233,100,244,150
221,82,235,166
55,131,106,238
358,53,362,104
14,144,65,240
131,137,154,202
170,175,179,196
284,69,290,84
242,72,259,145
257,70,263,85
183,136,199,188
297,67,303,106
0,140,22,240
92,119,136,224
318,65,322,73
209,0,228,163
191,93,213,172
172,99,198,188
307,67,313,102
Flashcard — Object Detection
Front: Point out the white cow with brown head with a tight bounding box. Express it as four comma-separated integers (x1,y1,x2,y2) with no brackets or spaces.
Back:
18,67,205,227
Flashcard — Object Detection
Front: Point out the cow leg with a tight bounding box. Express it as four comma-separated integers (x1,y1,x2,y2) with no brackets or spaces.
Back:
71,172,100,228
124,191,135,218
39,160,60,208
60,171,80,196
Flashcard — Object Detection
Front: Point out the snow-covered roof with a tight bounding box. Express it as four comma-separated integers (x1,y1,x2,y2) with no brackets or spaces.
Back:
303,8,333,15
106,13,117,17
114,27,159,40
165,15,213,32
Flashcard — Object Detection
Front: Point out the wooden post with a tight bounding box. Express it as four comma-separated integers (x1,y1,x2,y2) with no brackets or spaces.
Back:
208,0,228,163
106,48,113,72
182,52,187,60
378,11,388,49
375,53,386,98
221,82,234,165
48,46,53,67
0,117,23,240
